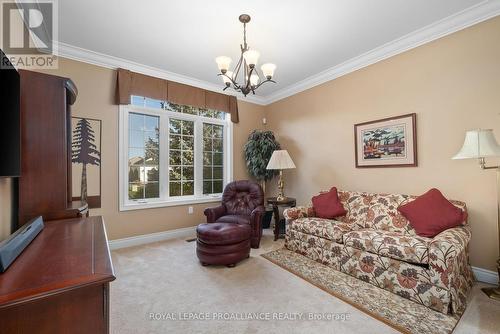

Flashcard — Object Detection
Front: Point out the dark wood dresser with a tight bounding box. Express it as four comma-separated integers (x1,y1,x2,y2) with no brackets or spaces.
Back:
18,70,88,225
0,216,115,334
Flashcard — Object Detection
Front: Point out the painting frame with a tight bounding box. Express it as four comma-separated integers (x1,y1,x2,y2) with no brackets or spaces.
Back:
354,113,417,168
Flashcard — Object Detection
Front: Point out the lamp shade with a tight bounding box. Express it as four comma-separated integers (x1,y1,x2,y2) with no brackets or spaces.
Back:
215,56,232,72
243,50,260,67
266,150,296,170
453,129,500,159
261,63,276,79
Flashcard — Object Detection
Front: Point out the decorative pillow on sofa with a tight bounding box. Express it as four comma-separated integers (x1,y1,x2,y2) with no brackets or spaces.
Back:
397,188,467,237
312,187,347,219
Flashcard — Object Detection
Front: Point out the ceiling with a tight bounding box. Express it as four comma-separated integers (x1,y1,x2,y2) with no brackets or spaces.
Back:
58,0,497,102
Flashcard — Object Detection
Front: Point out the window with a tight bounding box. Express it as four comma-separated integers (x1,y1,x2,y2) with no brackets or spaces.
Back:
119,96,232,210
128,113,160,200
203,123,224,194
169,118,194,197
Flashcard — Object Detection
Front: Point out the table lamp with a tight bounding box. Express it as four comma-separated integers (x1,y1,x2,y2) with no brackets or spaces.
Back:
453,129,500,300
266,150,296,201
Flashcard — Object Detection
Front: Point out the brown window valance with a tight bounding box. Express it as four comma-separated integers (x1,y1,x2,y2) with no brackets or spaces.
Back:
116,68,239,123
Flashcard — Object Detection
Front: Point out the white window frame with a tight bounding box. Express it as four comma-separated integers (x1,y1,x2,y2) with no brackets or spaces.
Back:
119,104,233,211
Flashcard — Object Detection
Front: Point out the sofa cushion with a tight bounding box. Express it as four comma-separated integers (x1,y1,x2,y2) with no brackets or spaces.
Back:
398,188,467,237
337,191,372,228
312,187,347,219
344,229,431,265
350,191,467,236
290,217,353,243
364,193,415,234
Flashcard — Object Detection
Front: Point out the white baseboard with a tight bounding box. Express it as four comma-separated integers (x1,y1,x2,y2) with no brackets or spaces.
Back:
108,226,197,250
472,266,499,285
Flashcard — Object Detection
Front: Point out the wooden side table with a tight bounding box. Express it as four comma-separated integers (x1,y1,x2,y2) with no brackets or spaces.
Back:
267,197,296,241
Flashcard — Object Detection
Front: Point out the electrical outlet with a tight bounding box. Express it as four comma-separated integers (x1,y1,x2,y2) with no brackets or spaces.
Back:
188,206,194,214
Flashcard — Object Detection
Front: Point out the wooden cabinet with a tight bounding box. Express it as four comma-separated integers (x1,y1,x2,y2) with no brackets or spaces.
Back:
0,216,115,334
18,70,87,225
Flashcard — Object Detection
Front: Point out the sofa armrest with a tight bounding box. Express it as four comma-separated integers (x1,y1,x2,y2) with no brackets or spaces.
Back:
429,225,471,266
283,206,315,222
428,225,474,313
203,205,226,223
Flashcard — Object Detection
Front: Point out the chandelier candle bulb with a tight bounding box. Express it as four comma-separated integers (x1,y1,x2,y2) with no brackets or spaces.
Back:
215,56,232,73
221,71,234,85
261,63,276,79
250,74,260,86
243,50,260,68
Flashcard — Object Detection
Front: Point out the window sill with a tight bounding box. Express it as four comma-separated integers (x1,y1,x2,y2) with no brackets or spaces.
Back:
120,196,222,212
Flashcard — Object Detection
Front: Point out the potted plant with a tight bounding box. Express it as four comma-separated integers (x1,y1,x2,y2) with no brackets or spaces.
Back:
244,130,281,228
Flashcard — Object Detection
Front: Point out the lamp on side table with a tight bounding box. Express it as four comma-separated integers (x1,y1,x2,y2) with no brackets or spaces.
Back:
453,129,500,301
266,150,296,201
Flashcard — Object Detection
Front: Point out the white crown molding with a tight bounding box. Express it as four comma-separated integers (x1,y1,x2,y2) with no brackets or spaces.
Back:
108,226,196,250
55,1,500,106
263,0,500,105
56,42,267,106
472,266,499,284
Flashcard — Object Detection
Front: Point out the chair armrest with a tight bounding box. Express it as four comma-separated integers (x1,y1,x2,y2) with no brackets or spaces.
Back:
251,205,265,221
283,206,315,222
203,205,226,223
250,206,265,248
250,206,265,229
428,225,474,312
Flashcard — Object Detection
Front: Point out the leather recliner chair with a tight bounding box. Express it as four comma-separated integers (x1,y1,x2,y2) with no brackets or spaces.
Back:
203,180,265,249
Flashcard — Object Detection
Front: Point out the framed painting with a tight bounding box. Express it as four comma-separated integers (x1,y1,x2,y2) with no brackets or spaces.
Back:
354,113,417,168
71,117,102,208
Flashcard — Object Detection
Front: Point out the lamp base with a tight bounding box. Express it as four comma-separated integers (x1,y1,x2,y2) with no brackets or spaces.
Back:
482,259,500,301
276,195,289,202
275,170,287,202
482,287,500,301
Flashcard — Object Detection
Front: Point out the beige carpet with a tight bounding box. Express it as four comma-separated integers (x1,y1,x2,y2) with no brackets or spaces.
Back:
110,229,500,334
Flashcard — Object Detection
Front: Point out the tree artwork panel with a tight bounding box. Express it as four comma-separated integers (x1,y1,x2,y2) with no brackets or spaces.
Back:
72,117,102,207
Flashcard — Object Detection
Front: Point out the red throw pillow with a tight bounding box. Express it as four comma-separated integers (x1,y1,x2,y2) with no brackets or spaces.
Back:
397,188,467,238
312,187,347,219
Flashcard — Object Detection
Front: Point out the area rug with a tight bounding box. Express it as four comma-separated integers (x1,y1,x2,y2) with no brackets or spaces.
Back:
261,248,462,334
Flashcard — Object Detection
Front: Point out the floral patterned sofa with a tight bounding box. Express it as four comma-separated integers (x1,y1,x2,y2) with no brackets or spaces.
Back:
283,190,474,315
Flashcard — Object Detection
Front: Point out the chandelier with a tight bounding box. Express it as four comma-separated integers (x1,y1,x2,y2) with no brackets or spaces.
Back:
215,14,276,96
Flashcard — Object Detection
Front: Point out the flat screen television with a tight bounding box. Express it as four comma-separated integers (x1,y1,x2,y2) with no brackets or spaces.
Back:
0,49,21,177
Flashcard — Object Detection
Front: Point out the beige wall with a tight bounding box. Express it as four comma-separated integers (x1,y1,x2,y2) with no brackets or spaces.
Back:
265,17,500,271
37,58,265,240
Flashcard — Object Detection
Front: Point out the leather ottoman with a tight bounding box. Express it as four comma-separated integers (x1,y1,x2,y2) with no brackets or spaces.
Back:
196,222,251,267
